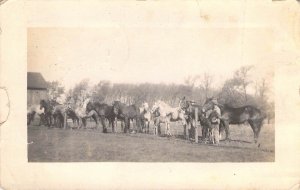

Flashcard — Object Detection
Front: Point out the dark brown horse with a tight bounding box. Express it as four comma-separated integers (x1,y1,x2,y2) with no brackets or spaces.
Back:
65,107,80,128
113,101,141,133
202,98,266,143
40,99,54,127
86,102,116,133
52,106,65,128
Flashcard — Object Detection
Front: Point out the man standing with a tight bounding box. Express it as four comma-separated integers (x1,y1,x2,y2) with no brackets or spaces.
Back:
207,98,221,145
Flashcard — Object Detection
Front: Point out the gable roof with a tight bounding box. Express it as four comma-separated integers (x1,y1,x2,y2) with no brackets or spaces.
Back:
27,72,48,89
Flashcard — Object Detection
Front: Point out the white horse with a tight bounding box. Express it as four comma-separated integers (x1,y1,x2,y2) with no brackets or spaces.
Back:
139,102,151,133
151,100,186,136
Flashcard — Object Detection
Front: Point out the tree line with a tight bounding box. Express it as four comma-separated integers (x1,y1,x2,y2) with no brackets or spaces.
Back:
47,65,274,123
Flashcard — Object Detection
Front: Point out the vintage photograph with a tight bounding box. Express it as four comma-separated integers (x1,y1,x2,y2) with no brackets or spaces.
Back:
2,0,300,189
27,27,274,162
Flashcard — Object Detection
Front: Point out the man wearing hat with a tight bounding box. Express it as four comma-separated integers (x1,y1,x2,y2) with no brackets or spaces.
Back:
207,97,221,144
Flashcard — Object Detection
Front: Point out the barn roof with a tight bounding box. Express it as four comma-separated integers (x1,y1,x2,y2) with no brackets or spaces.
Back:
27,72,48,90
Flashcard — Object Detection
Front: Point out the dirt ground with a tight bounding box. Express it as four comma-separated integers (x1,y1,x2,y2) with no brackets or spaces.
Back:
28,119,274,162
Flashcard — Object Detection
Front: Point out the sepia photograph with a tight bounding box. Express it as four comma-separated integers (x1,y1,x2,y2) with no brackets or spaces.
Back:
27,27,274,162
1,0,300,189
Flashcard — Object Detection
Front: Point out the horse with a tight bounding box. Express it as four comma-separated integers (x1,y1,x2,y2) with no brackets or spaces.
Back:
52,104,66,128
73,99,98,129
27,104,45,126
113,101,141,133
86,102,116,133
65,107,80,128
202,98,266,143
40,99,55,127
139,102,151,134
151,100,186,136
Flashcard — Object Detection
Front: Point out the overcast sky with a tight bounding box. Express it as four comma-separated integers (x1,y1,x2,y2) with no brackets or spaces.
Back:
27,1,288,94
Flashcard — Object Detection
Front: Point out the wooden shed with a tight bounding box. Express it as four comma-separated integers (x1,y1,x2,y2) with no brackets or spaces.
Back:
27,72,48,106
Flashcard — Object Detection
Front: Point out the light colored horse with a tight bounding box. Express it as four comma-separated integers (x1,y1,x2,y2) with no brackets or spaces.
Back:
139,102,151,133
151,100,186,136
71,98,98,128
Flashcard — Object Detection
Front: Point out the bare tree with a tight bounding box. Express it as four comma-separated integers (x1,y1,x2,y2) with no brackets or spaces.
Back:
200,73,213,99
184,75,197,88
234,65,253,103
47,81,65,99
258,78,267,100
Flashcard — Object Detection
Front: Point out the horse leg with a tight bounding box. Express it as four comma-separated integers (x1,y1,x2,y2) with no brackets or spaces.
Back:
140,119,144,133
91,114,98,130
255,119,264,141
38,114,43,126
47,114,51,128
128,118,132,133
201,125,206,140
99,116,107,133
113,118,116,133
146,121,150,134
120,119,124,132
185,121,190,140
82,118,87,128
53,115,57,127
127,118,131,133
27,114,30,125
28,113,32,125
248,120,257,142
110,119,115,133
137,117,142,133
58,116,61,128
158,122,161,135
50,115,53,127
249,119,263,143
183,122,187,139
153,119,157,135
61,115,64,128
168,122,172,136
45,114,49,127
164,122,168,135
222,120,230,140
124,118,129,133
61,113,65,128
77,117,81,129
165,121,170,136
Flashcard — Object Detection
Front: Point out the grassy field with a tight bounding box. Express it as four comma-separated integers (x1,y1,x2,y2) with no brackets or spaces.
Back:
28,119,274,162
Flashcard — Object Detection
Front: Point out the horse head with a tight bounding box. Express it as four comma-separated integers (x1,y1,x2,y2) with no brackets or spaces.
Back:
151,106,160,117
179,97,188,110
86,102,94,113
40,99,47,110
150,102,159,114
139,102,149,114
